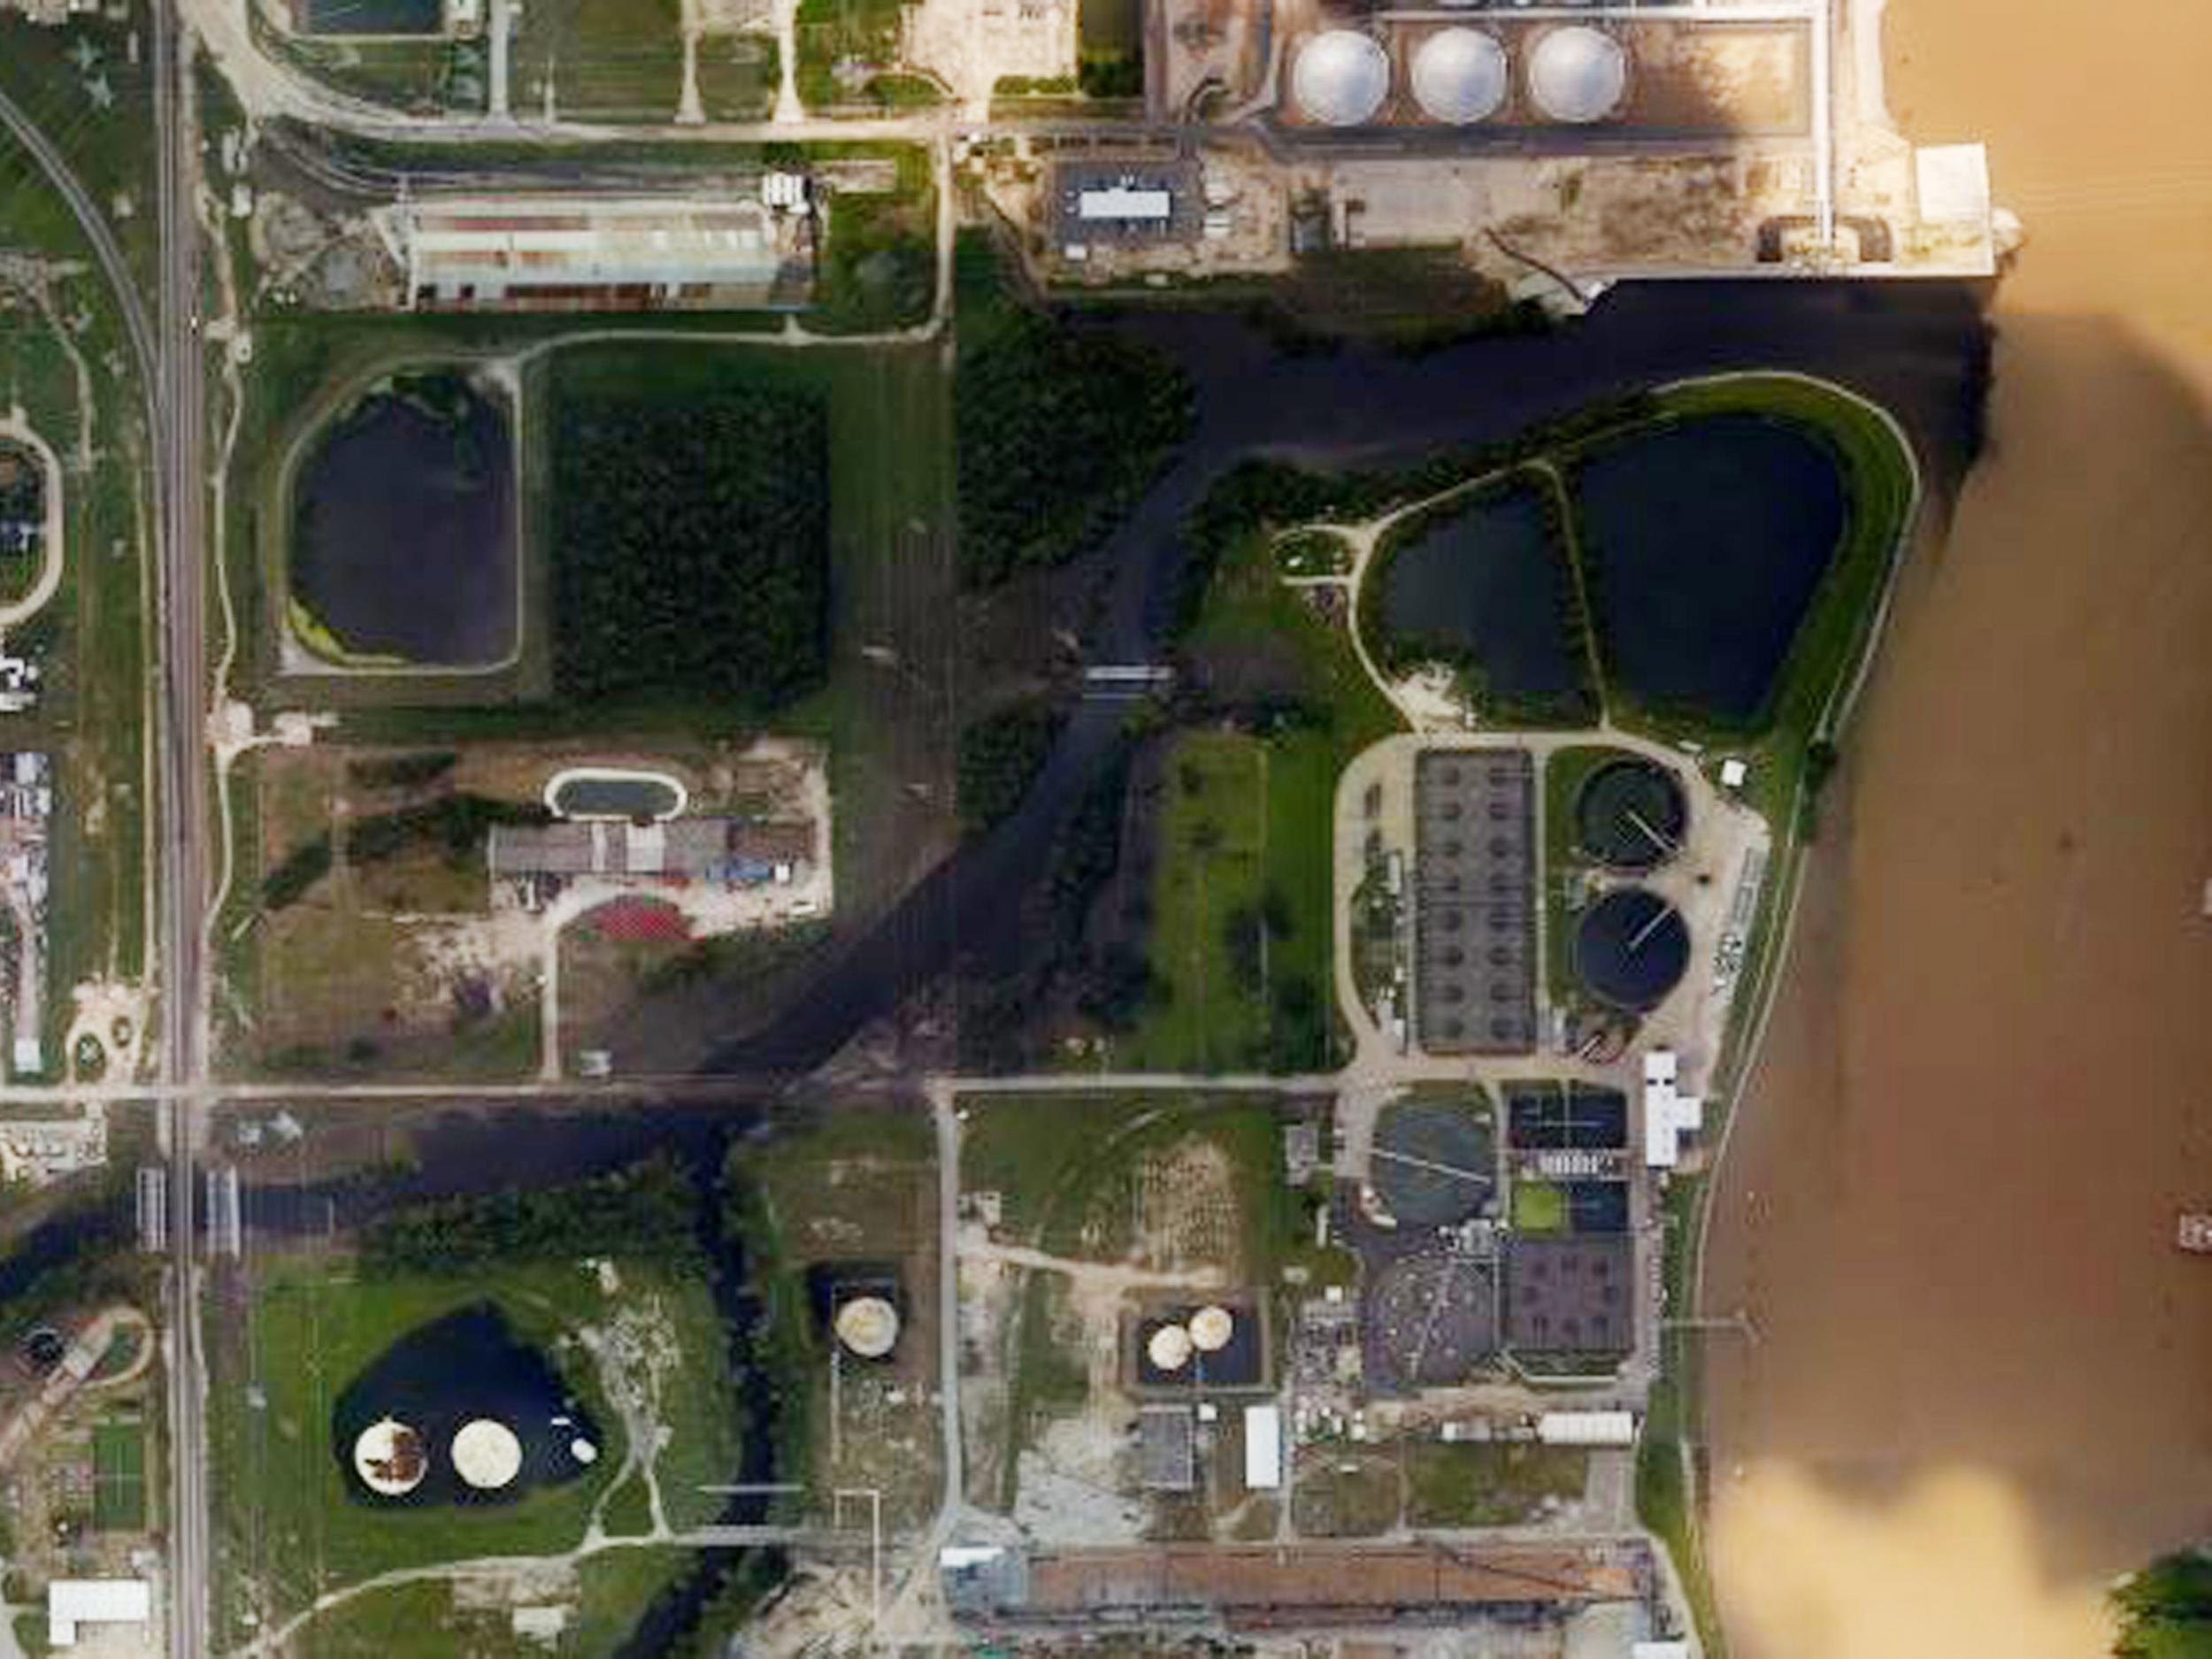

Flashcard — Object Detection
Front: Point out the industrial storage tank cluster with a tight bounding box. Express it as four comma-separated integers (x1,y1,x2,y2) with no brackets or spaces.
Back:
1287,23,1626,127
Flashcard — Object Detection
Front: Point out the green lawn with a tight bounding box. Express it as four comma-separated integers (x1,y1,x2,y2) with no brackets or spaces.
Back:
1291,1452,1402,1537
1510,1179,1567,1233
91,1416,147,1532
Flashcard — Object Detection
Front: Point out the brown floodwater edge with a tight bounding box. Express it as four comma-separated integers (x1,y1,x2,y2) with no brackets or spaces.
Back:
1702,2,2212,1653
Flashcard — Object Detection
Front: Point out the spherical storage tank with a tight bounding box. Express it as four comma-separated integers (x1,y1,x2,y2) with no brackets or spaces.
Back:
1527,25,1626,123
1292,30,1391,127
1411,28,1507,126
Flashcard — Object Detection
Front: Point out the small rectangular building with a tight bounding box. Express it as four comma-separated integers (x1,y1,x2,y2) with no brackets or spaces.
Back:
1052,160,1202,247
1138,1406,1196,1492
1536,1410,1636,1448
1242,1404,1281,1490
49,1579,152,1648
489,818,814,883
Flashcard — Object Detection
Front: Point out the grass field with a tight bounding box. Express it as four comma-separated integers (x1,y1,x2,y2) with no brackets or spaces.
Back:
1510,1179,1567,1234
793,0,907,109
91,1415,147,1532
1119,515,1403,1073
0,162,152,1065
728,1105,942,1528
512,0,684,120
1401,1440,1587,1527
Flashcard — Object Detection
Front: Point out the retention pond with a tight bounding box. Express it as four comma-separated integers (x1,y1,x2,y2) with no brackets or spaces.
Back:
288,370,518,670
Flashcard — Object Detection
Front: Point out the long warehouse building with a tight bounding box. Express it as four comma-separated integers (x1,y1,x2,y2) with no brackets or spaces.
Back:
376,195,791,309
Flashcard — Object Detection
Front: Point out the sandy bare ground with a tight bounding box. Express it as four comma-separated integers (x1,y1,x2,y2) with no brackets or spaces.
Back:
1703,4,2212,1655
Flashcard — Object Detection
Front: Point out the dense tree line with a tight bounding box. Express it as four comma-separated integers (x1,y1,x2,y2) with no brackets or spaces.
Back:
956,245,1193,587
261,835,334,910
956,701,1066,831
345,750,458,790
1171,392,1660,634
358,1156,703,1277
343,793,547,867
2115,1555,2212,1656
551,384,830,710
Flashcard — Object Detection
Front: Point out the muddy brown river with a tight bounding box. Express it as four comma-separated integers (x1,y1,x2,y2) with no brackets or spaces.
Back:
1702,3,2212,1652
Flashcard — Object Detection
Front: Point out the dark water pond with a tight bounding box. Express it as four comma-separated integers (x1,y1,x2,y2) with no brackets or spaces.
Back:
1375,482,1593,718
1573,887,1689,1011
1572,412,1847,723
298,0,443,35
289,373,517,667
331,1303,600,1507
551,776,682,819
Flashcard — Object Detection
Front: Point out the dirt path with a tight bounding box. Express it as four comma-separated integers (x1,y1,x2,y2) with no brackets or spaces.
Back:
1702,4,2212,1654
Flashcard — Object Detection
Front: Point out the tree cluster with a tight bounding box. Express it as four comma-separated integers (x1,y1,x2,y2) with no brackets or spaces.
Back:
345,750,458,791
2115,1554,2212,1656
342,793,548,868
261,835,334,910
956,273,1193,587
551,384,830,710
358,1155,703,1277
956,702,1065,832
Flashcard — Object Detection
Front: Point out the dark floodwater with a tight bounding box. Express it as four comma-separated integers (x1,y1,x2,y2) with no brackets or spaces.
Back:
1573,887,1690,1011
1573,412,1847,722
332,1305,601,1508
1377,482,1592,713
298,0,442,35
289,375,517,667
550,776,682,818
703,280,1993,1075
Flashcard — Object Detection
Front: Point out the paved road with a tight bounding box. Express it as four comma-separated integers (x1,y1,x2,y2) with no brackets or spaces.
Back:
150,11,214,1658
0,55,207,1659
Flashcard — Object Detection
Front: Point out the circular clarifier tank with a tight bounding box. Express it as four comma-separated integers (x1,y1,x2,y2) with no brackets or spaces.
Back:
451,1418,525,1492
1292,30,1391,127
1527,25,1626,123
1411,28,1508,125
1574,887,1689,1011
1575,757,1688,872
1189,1306,1235,1352
1148,1323,1194,1371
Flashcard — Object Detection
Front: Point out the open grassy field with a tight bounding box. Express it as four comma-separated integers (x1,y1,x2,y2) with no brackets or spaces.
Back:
512,0,685,119
729,1105,941,1527
1118,513,1402,1074
1402,1440,1588,1527
90,1414,147,1532
0,178,151,1068
793,0,907,109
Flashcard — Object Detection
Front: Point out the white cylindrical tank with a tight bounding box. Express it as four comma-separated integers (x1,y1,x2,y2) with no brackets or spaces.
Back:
1188,1305,1235,1352
451,1418,525,1491
1148,1323,1194,1371
835,1294,901,1359
1527,25,1626,123
1291,30,1391,127
1410,28,1508,126
351,1417,428,1497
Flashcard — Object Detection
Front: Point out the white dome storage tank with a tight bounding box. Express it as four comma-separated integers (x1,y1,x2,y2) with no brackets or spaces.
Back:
1526,25,1626,123
1291,30,1391,127
451,1418,525,1491
1411,28,1507,126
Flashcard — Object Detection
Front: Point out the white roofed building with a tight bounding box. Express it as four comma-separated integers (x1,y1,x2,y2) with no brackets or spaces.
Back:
48,1580,153,1648
378,196,790,310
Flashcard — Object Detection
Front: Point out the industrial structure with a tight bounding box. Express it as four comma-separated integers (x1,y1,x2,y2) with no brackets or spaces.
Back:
375,196,799,310
488,817,817,885
1410,748,1534,1055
